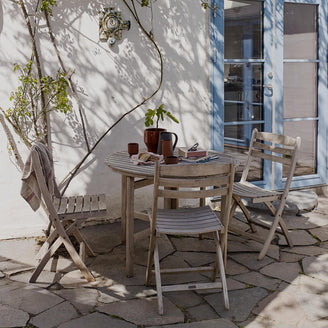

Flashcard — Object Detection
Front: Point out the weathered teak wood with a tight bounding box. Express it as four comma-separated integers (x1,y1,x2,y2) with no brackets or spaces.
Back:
146,161,235,315
28,147,108,283
229,128,301,260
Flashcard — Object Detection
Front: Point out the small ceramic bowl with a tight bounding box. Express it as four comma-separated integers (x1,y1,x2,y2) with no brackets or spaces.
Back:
164,155,179,165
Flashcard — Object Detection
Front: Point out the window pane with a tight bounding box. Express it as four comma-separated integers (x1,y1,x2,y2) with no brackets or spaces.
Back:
224,64,244,101
224,0,263,59
284,3,317,60
283,63,318,119
283,121,317,176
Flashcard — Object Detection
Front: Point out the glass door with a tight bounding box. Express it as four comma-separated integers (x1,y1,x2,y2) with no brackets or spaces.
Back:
222,0,273,183
212,0,328,189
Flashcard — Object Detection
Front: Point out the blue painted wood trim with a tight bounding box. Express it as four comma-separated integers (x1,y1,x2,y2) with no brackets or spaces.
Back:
211,0,224,152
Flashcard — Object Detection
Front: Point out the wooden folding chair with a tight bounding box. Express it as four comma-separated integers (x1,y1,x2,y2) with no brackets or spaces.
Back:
145,161,235,315
26,145,107,283
228,128,301,260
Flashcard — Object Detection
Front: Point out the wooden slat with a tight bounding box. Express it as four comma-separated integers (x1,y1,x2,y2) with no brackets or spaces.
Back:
66,197,76,214
53,198,61,212
162,282,222,292
91,195,98,212
158,187,228,199
98,194,107,211
134,178,153,190
58,198,68,214
251,150,291,165
134,211,149,221
253,141,294,156
159,175,230,188
82,195,91,212
75,196,83,212
159,266,214,274
256,131,297,146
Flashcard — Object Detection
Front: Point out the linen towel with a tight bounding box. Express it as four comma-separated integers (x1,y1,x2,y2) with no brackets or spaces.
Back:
20,142,54,211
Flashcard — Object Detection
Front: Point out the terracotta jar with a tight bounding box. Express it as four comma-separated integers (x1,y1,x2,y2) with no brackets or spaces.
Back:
144,128,166,153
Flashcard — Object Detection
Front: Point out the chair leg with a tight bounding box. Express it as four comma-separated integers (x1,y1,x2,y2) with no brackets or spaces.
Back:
154,240,164,315
258,215,282,260
278,218,293,248
145,231,156,286
234,196,257,233
214,231,229,310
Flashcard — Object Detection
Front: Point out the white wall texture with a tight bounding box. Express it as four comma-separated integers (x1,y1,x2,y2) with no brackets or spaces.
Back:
0,0,211,239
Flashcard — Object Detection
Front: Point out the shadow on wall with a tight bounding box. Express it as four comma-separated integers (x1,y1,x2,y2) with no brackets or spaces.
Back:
3,1,211,204
0,1,3,34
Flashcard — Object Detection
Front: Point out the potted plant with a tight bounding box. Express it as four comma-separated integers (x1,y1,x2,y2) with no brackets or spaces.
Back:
144,104,179,153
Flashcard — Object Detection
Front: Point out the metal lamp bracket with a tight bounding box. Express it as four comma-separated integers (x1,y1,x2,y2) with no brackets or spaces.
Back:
99,7,130,47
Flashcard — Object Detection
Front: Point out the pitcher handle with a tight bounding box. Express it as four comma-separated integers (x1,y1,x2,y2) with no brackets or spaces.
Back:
172,132,178,151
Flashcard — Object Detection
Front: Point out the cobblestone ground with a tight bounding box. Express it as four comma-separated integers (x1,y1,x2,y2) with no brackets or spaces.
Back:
0,195,327,328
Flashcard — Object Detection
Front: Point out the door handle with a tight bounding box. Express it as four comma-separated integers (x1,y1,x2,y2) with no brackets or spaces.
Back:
263,84,273,90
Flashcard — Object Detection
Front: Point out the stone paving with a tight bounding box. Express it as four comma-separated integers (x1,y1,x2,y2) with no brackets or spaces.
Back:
0,195,327,327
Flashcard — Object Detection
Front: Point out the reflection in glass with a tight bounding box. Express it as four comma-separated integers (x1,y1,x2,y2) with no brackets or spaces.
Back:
224,64,243,101
283,64,317,119
284,3,317,60
224,0,263,59
224,123,263,182
283,121,317,176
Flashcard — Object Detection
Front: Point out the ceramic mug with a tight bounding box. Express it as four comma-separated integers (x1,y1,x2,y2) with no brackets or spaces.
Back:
128,143,139,157
157,131,178,155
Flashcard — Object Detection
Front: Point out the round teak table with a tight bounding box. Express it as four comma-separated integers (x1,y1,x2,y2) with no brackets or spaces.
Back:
105,150,236,277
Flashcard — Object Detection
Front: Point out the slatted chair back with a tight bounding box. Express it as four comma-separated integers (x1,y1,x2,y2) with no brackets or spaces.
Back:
151,162,235,234
241,128,301,188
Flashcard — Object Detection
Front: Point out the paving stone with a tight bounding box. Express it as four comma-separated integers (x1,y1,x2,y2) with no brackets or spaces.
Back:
9,270,60,287
229,252,274,271
303,254,328,283
0,260,34,276
260,262,301,283
205,287,268,322
159,254,207,285
252,290,307,325
170,236,216,252
286,273,328,295
280,245,327,256
0,238,40,266
97,290,120,303
227,240,254,253
0,304,29,327
234,271,281,291
176,251,216,267
240,316,296,328
30,301,78,328
97,297,184,326
186,303,220,321
80,222,122,253
225,258,249,275
309,225,328,241
303,212,328,227
98,284,156,302
244,240,280,260
278,230,318,246
280,251,306,263
54,288,98,314
0,283,64,314
284,213,321,230
149,318,239,328
165,290,203,308
298,319,328,328
58,312,136,328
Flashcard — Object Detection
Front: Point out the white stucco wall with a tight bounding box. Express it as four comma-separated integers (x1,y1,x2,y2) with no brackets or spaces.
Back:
0,0,211,239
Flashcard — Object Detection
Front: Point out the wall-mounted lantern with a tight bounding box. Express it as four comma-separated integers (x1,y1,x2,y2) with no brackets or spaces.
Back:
99,7,130,47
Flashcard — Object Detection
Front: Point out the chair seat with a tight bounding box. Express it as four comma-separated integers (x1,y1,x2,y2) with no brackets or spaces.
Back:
149,206,224,235
53,194,107,219
233,182,281,203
